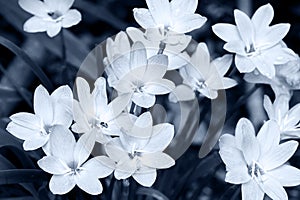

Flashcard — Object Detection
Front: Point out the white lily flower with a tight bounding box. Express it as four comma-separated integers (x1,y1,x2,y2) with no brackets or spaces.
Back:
105,41,175,108
133,0,207,34
19,0,82,37
212,4,292,78
219,118,300,200
126,27,190,70
6,85,73,154
38,126,115,195
72,77,130,144
105,112,175,187
263,95,300,139
169,43,237,101
244,52,300,97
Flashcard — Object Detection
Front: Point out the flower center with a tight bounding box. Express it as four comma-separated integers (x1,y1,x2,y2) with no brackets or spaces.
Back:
91,119,109,129
133,81,144,93
248,161,265,181
47,11,63,20
245,43,260,57
40,125,52,136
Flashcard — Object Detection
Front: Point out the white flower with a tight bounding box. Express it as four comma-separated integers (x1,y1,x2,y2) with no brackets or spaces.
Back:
212,4,292,78
105,41,175,108
133,0,207,34
169,43,237,101
105,112,175,187
6,85,73,154
219,118,300,200
38,126,115,195
126,27,190,70
244,52,300,97
263,95,300,139
19,0,81,37
72,77,130,144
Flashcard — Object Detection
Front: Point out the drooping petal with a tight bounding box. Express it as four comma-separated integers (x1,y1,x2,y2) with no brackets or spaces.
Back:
140,152,175,169
19,0,48,17
261,140,298,170
46,22,62,38
83,156,115,178
49,174,76,195
132,92,155,108
212,23,240,43
50,126,75,165
61,9,82,28
23,16,48,33
261,175,288,200
241,180,265,200
23,135,49,151
143,123,174,152
235,55,256,73
143,79,175,95
74,132,96,167
256,120,280,156
269,165,300,187
38,156,70,175
225,166,251,184
172,14,207,34
75,171,103,195
235,118,259,165
33,85,54,125
168,84,195,103
132,168,157,187
133,8,156,29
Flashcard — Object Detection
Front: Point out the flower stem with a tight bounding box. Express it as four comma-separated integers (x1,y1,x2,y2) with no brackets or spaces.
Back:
158,42,166,54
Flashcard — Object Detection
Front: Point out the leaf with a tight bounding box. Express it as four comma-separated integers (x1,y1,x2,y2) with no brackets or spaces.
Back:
0,36,53,91
136,187,169,200
0,169,48,185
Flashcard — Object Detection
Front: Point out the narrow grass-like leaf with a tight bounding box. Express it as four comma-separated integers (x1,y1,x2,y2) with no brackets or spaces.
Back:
0,36,53,91
0,169,48,185
136,187,169,200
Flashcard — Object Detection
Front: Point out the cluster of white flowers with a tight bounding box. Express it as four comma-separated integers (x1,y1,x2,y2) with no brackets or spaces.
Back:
6,0,300,199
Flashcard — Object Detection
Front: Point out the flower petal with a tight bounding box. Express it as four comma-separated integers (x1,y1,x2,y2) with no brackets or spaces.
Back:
251,4,274,29
74,132,96,167
133,8,156,29
172,14,207,33
83,156,115,178
242,180,264,200
46,22,62,38
168,84,195,103
130,112,153,138
252,55,275,79
212,24,240,43
261,140,298,170
61,9,82,28
133,168,157,187
38,156,70,175
105,139,129,162
219,145,246,170
49,174,75,195
225,166,251,184
145,0,171,26
234,9,254,47
115,157,137,180
261,175,288,200
75,171,103,195
23,135,49,151
235,55,256,73
130,42,147,70
23,16,48,33
93,77,108,116
269,165,300,187
263,95,274,120
9,112,41,131
235,118,259,165
44,0,74,13
256,120,280,156
33,85,53,125
143,79,175,95
132,92,155,108
19,0,48,17
140,152,175,169
170,0,197,14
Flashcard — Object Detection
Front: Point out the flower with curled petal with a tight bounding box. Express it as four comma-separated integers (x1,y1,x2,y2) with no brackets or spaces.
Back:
133,0,207,34
212,4,293,78
72,77,130,144
38,126,115,195
105,41,175,108
219,118,300,200
263,95,300,139
105,112,175,187
19,0,81,37
6,85,73,154
169,42,237,101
